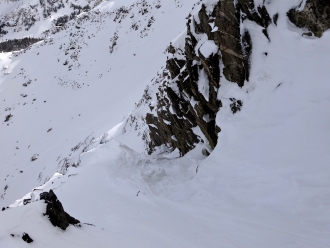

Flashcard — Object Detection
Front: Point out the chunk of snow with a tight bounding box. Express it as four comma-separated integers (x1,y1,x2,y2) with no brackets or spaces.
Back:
199,40,218,58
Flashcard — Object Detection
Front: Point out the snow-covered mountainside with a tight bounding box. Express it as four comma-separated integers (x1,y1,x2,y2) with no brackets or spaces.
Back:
0,0,103,41
1,0,330,247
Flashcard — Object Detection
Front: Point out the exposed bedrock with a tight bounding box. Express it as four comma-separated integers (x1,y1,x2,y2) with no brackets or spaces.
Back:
287,0,330,37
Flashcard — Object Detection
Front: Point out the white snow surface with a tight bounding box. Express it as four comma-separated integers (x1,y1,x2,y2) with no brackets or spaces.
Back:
0,0,330,247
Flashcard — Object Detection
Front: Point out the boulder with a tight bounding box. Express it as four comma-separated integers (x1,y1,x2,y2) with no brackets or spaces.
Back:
287,0,330,37
40,190,80,230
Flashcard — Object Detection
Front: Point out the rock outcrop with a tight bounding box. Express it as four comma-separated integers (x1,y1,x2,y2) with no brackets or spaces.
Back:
121,0,274,156
287,0,330,37
40,190,80,230
145,4,223,155
22,233,33,243
128,0,273,156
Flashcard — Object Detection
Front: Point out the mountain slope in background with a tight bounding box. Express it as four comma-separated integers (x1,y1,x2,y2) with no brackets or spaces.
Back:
0,0,102,40
0,0,330,247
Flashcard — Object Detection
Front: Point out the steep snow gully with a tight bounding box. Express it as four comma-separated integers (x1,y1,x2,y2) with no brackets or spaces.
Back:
0,0,330,247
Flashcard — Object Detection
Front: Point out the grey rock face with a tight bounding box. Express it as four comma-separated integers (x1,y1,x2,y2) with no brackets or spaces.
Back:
287,0,330,37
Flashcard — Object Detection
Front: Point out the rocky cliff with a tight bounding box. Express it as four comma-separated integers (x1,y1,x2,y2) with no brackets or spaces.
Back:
123,0,272,156
123,0,330,157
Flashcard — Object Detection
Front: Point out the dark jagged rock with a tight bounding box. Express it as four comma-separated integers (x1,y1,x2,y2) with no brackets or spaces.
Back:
22,233,33,243
23,198,31,205
238,0,272,28
4,114,13,122
166,58,185,79
287,0,330,37
262,28,270,41
40,190,80,230
237,0,272,42
0,37,42,53
273,13,279,26
242,30,252,81
230,98,243,114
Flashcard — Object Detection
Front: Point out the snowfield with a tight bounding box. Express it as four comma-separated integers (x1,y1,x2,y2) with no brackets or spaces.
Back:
0,0,330,247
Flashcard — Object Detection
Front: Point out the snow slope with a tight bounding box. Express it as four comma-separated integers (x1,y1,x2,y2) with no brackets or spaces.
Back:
0,0,330,247
0,0,203,206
